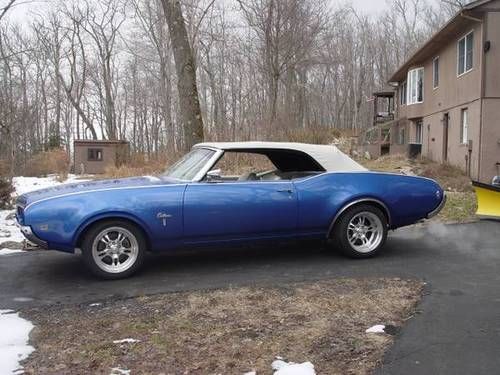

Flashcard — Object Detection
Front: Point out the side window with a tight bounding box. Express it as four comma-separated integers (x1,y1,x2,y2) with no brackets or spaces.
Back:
460,108,469,144
211,152,276,181
433,57,439,89
407,68,424,104
88,148,103,161
458,31,474,76
400,81,407,105
398,127,406,145
415,121,423,144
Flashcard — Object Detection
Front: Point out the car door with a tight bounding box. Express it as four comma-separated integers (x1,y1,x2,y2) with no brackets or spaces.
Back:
182,181,298,244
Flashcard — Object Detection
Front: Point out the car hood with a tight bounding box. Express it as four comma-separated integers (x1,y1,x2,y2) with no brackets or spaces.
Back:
16,176,172,208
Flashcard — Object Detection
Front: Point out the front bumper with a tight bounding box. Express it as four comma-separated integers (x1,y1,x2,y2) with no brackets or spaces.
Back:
17,224,49,249
427,193,447,219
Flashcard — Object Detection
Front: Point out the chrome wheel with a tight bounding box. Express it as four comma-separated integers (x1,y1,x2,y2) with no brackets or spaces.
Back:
347,212,384,253
91,227,139,274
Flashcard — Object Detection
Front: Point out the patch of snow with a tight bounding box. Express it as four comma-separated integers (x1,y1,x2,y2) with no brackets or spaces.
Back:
13,297,34,303
12,174,92,198
89,303,102,307
0,175,92,255
272,360,316,375
366,324,386,333
243,372,256,375
12,176,61,197
110,368,131,375
0,309,35,375
0,248,24,256
0,210,24,244
113,338,141,344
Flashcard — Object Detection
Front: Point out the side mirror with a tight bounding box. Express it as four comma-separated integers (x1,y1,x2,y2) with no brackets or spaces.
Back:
206,169,222,182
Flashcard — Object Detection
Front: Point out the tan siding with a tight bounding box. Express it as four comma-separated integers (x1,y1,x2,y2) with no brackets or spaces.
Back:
421,101,481,179
484,12,500,98
480,99,500,183
74,144,118,174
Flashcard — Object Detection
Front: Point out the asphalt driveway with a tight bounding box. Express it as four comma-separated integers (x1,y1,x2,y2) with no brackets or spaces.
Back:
0,220,499,374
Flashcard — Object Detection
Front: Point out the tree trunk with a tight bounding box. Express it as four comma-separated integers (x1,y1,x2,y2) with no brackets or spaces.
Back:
160,0,204,151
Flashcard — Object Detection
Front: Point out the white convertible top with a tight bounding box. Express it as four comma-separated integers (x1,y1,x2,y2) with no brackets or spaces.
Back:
194,141,367,172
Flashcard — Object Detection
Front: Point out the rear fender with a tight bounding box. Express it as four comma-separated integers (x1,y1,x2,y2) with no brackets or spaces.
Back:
326,197,391,238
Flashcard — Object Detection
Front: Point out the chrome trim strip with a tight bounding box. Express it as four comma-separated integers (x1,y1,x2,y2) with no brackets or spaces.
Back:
24,184,187,211
427,193,447,219
23,178,295,211
190,181,293,186
192,148,224,182
326,198,391,238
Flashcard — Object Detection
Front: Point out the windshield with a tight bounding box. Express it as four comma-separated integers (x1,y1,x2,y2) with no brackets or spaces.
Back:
163,148,216,181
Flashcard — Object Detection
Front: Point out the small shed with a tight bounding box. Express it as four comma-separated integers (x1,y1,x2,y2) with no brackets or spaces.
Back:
74,140,129,175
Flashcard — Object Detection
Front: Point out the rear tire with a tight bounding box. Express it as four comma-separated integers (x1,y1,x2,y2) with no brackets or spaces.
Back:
81,220,146,280
330,204,388,258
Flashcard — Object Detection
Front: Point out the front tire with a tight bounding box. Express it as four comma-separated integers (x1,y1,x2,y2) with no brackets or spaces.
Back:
81,220,146,280
330,204,388,258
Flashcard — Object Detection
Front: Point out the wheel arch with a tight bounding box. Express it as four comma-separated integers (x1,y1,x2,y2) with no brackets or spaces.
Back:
326,198,391,238
73,213,152,251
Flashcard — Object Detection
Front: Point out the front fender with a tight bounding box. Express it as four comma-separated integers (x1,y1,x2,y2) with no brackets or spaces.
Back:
22,184,185,252
72,211,153,249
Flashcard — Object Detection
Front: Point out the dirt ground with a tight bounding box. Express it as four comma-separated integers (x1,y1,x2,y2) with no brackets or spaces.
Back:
21,278,423,375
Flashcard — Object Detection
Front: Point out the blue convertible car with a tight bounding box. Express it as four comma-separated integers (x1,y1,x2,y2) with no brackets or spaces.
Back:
16,142,446,279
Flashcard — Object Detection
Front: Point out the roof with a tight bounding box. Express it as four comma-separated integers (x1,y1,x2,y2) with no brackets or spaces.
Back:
389,0,494,82
74,139,129,145
194,141,367,172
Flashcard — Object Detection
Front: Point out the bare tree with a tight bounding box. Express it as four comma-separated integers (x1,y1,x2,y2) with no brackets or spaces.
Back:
160,0,204,151
78,0,126,140
0,0,16,22
0,0,460,173
58,3,98,140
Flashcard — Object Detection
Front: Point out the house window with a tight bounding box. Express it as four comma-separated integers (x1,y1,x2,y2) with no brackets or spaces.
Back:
415,121,423,144
460,109,468,144
88,148,103,161
407,68,424,105
458,31,474,76
398,127,406,145
400,81,407,105
433,57,439,88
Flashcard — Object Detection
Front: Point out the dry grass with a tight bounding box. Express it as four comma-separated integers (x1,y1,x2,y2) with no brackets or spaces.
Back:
437,192,477,223
22,278,423,375
0,159,9,177
357,154,412,173
0,177,14,209
359,154,473,193
24,149,70,179
102,153,180,179
215,152,276,175
276,126,344,145
419,163,473,193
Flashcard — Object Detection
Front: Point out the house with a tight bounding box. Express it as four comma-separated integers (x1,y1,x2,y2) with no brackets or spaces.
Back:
74,140,129,174
362,0,500,184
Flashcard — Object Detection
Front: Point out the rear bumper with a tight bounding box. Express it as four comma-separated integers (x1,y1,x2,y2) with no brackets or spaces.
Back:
17,224,49,249
427,194,447,219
